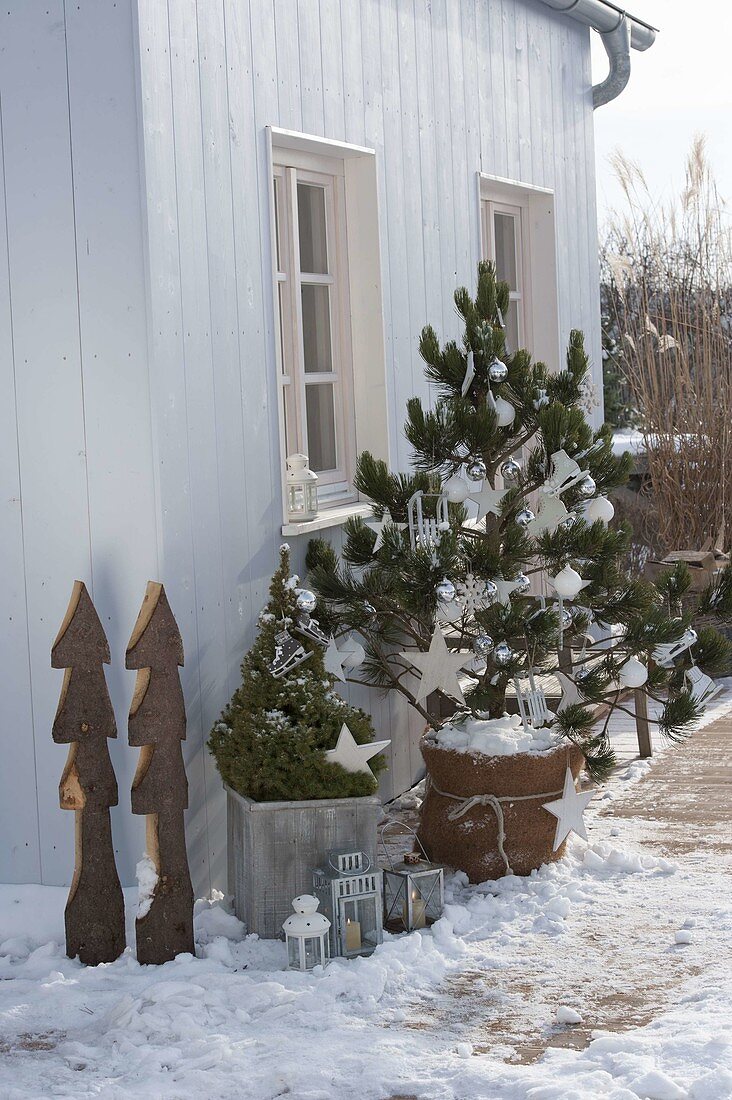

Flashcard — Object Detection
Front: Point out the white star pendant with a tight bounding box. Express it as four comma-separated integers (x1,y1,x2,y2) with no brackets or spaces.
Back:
492,576,523,606
400,626,468,705
542,767,595,851
324,723,391,777
324,635,347,682
554,671,584,713
469,482,507,522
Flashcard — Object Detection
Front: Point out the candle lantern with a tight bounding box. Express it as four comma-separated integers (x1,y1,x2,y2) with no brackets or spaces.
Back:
313,849,383,958
286,453,319,523
282,894,331,971
380,822,444,934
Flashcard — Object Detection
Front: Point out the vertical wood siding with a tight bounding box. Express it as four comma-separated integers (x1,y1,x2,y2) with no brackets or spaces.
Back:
1,0,601,891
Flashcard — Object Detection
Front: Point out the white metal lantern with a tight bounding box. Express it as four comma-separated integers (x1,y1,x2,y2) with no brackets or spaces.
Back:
313,849,383,958
282,894,331,971
286,453,319,522
380,822,444,934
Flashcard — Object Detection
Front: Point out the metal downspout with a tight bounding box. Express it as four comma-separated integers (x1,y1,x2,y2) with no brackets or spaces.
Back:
593,13,631,108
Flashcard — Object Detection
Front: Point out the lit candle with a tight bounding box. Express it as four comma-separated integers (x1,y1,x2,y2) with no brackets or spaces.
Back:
345,918,362,952
411,891,427,929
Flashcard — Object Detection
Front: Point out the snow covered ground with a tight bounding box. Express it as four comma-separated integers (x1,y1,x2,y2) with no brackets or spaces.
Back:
2,693,732,1099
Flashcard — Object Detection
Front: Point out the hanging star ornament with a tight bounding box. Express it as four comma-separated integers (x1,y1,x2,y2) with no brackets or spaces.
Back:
323,635,347,682
491,576,524,606
324,723,391,777
370,509,392,553
469,482,508,522
400,626,468,705
554,670,586,713
542,767,595,851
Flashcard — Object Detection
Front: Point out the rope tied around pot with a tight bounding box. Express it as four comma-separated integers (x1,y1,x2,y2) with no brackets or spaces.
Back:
425,776,565,875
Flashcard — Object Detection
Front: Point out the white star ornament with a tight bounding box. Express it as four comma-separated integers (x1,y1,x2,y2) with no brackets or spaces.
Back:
324,723,391,776
400,626,468,705
469,482,508,522
542,767,595,851
323,635,347,682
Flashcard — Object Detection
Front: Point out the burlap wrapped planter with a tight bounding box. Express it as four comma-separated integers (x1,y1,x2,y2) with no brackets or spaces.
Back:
418,738,584,883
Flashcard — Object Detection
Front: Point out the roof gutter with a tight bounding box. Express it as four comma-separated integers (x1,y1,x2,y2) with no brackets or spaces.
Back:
536,0,658,108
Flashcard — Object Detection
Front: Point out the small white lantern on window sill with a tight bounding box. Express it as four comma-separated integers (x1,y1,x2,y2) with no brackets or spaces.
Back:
282,894,331,971
286,453,319,523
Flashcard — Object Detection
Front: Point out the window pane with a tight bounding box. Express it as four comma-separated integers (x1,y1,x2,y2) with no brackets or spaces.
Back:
301,284,333,373
504,299,520,353
298,183,328,274
278,284,288,375
306,384,337,472
494,212,518,290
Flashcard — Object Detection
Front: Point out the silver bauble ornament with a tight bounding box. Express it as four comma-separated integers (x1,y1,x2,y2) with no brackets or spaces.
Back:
500,458,521,482
493,642,514,666
488,357,508,383
473,633,494,656
579,475,597,498
560,607,573,629
296,590,317,613
515,572,531,595
466,458,487,482
559,512,578,530
435,577,456,603
516,507,536,528
363,600,377,619
483,579,499,602
575,665,591,682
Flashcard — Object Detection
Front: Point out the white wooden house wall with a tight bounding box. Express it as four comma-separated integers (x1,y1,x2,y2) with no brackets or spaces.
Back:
0,0,601,894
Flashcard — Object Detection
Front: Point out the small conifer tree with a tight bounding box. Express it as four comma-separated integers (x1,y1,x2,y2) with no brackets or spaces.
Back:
209,545,383,801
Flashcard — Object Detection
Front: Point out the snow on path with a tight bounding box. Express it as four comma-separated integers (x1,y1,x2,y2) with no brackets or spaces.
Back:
1,694,732,1099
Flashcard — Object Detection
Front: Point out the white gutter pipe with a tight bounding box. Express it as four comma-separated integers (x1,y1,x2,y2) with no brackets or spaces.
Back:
537,0,658,108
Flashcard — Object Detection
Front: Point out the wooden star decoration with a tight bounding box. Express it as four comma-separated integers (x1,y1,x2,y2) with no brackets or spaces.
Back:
555,670,585,713
323,635,347,682
542,767,595,851
370,509,392,553
324,723,391,777
526,495,568,537
491,576,523,606
400,626,468,705
469,482,507,522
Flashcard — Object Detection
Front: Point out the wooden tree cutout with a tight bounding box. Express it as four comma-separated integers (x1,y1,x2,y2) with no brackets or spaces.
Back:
51,581,125,964
127,582,194,964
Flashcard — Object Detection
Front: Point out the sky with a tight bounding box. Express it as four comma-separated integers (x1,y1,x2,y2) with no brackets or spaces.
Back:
590,0,732,228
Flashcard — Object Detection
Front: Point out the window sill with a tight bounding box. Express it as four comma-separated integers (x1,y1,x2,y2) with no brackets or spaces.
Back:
281,501,373,537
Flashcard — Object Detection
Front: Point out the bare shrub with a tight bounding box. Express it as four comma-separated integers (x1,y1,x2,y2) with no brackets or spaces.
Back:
601,137,732,553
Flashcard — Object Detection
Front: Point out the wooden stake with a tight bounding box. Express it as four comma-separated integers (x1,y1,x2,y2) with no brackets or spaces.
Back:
51,582,125,964
126,583,194,965
634,687,653,759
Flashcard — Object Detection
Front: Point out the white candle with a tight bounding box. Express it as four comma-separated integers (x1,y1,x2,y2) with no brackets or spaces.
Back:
345,918,361,952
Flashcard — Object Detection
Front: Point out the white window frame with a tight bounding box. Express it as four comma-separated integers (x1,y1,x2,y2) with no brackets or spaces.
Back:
268,128,390,530
273,154,356,500
478,174,560,373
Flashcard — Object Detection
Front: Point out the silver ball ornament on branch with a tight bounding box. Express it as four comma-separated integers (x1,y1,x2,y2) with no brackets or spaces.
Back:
578,475,597,498
488,357,508,383
296,590,317,614
560,607,573,629
514,572,531,595
515,507,536,528
363,601,377,620
493,642,514,666
466,458,487,483
483,579,499,602
500,458,521,482
473,633,494,657
435,577,456,603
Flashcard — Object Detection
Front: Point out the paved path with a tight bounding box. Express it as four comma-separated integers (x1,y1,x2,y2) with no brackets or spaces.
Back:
384,706,732,1073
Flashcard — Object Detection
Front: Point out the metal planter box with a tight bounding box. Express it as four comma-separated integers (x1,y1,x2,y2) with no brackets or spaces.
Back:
225,785,382,940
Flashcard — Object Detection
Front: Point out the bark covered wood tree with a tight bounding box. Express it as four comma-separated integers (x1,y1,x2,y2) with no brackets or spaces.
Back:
51,581,125,964
126,582,194,965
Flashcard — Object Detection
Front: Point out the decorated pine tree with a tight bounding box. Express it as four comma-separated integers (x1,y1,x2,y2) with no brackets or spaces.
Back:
209,545,385,801
307,262,728,787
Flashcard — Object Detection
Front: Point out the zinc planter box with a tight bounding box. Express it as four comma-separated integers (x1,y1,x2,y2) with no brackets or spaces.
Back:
225,786,382,939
